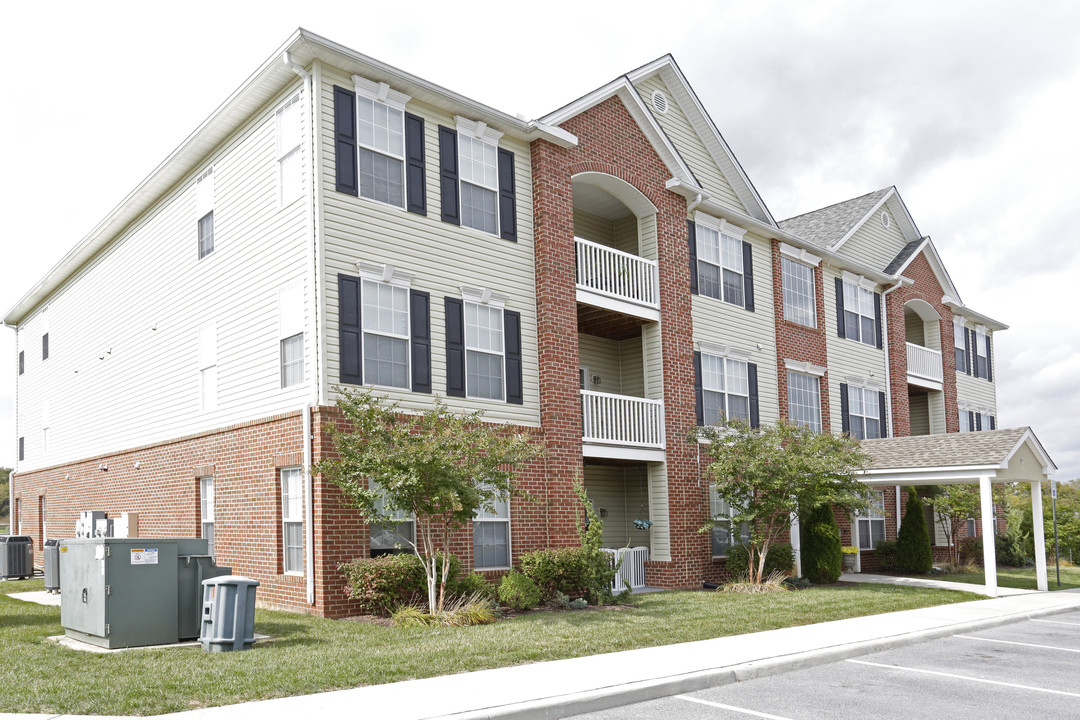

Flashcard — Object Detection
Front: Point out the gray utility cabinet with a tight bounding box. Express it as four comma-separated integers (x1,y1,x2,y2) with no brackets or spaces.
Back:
59,538,230,649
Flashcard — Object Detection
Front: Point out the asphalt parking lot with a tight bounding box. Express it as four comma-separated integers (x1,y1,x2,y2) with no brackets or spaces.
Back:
567,610,1080,720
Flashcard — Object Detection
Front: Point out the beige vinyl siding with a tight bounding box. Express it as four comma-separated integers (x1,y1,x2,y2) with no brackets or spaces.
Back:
822,267,888,434
647,461,670,561
835,205,908,272
318,66,539,425
928,391,946,434
583,465,651,549
956,372,997,417
574,210,613,246
578,334,645,396
633,75,748,215
15,81,312,473
909,395,931,436
690,230,779,426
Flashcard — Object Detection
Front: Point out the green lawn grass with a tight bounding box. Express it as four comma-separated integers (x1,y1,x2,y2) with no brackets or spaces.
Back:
0,581,977,716
936,564,1080,591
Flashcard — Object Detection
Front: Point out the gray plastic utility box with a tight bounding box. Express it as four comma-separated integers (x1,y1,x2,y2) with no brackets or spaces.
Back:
59,538,223,649
199,575,260,652
0,536,34,579
44,539,61,592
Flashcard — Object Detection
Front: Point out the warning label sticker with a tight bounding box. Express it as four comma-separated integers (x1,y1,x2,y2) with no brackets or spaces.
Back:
130,548,159,565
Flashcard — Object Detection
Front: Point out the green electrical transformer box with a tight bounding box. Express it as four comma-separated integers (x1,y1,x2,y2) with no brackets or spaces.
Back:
59,538,230,649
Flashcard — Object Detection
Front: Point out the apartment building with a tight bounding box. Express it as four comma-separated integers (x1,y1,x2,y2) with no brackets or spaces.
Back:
7,30,1016,615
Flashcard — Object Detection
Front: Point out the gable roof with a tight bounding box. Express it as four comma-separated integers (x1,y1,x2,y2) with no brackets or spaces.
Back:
860,427,1056,479
883,239,925,275
542,55,775,226
778,188,892,247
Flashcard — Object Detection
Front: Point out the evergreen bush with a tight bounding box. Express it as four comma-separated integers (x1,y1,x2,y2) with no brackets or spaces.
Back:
873,540,898,570
799,503,843,584
726,543,795,580
896,488,933,573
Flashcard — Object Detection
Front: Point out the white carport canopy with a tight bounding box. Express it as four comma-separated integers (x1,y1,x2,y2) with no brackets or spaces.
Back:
856,428,1057,597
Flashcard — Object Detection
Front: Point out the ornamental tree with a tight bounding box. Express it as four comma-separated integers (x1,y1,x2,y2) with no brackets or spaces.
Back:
695,418,872,584
926,484,981,566
315,388,544,613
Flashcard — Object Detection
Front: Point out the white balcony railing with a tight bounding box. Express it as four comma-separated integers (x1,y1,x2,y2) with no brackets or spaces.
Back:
906,342,943,383
602,546,650,591
581,390,664,448
575,237,659,309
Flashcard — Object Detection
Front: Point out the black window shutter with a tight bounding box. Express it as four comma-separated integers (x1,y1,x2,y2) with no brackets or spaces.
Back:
404,112,427,216
504,310,523,404
18,436,24,462
967,411,975,431
498,148,517,242
688,221,698,294
333,86,358,196
338,274,362,384
878,391,888,438
874,292,883,349
748,363,760,428
985,335,993,382
742,241,755,311
989,415,996,430
42,333,49,361
693,351,703,425
835,277,846,338
963,327,972,375
438,126,460,225
445,297,466,397
18,350,24,375
839,383,850,434
410,290,431,393
974,413,982,431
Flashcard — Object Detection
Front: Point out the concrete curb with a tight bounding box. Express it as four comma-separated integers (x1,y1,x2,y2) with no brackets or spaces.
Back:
442,598,1080,720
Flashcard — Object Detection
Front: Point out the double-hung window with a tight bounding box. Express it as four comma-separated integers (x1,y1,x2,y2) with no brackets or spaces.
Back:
459,134,499,234
841,279,877,345
281,467,304,575
709,487,749,558
953,318,968,373
701,353,749,425
696,221,748,307
978,412,995,431
362,280,410,389
847,386,881,440
465,301,505,400
357,92,406,207
974,329,990,379
198,321,218,411
474,486,510,569
277,94,303,206
966,517,977,538
279,283,304,388
199,476,215,556
787,370,821,432
196,167,214,259
369,481,415,556
959,409,973,432
781,256,816,327
857,491,886,550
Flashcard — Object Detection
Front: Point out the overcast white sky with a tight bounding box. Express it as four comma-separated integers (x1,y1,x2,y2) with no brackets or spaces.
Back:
2,0,1078,480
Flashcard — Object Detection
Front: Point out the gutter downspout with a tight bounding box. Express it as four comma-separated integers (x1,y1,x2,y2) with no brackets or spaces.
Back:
3,320,17,531
284,52,317,607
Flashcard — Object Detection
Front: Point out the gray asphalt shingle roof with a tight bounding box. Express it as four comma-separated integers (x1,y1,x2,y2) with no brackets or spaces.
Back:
859,428,1030,470
883,239,924,275
778,187,892,248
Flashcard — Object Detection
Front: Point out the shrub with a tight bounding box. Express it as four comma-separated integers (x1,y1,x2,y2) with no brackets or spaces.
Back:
726,543,794,581
720,571,789,594
519,547,593,601
896,489,933,574
498,570,541,611
390,593,499,627
958,536,982,565
800,503,842,584
340,552,461,616
995,527,1027,567
874,540,898,570
455,572,496,602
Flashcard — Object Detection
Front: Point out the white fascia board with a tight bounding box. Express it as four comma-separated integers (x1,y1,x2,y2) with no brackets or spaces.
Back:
940,299,1008,331
1003,428,1058,475
917,238,963,305
650,62,777,226
830,187,896,252
861,465,1002,485
4,30,310,325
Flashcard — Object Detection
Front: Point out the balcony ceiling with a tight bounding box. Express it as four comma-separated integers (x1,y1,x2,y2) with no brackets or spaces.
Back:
573,184,634,220
577,303,648,340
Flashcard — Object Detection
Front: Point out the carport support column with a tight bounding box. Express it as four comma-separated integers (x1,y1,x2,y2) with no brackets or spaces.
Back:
1031,481,1048,591
979,475,997,598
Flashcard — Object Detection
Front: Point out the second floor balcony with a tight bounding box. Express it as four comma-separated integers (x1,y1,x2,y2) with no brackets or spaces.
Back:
575,237,660,321
581,389,665,461
907,342,943,389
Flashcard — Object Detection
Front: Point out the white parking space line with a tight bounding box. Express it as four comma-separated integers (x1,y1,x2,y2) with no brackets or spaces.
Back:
955,634,1080,653
1031,618,1080,627
846,659,1080,698
675,695,794,719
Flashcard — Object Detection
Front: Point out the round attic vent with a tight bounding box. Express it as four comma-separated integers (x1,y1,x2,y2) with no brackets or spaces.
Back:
651,90,669,115
881,211,890,228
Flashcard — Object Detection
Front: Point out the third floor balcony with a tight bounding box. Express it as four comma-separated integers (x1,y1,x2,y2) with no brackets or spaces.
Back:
575,237,660,321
